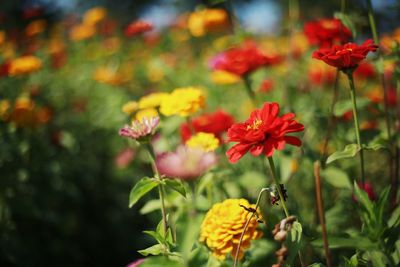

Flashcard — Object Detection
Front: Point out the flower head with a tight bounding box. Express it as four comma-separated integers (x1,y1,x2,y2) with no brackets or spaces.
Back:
210,42,281,77
160,87,205,117
124,20,153,37
119,116,160,141
187,8,230,37
138,92,168,109
226,102,304,163
312,39,378,70
69,24,96,41
304,18,352,48
199,199,263,260
156,145,217,180
83,7,107,26
122,101,138,115
210,70,241,85
180,109,235,142
186,132,219,152
9,56,42,76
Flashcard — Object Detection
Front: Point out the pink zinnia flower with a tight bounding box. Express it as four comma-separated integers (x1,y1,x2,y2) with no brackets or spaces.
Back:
119,116,160,140
156,145,218,180
126,259,145,267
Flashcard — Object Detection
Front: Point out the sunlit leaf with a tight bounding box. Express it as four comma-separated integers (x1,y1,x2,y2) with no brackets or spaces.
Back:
129,177,159,207
322,167,352,189
326,144,360,164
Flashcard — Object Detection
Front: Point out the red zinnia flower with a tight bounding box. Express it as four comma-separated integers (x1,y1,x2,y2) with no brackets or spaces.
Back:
354,62,376,80
180,109,235,142
124,20,153,37
304,18,352,48
312,39,378,70
226,102,304,163
209,42,282,77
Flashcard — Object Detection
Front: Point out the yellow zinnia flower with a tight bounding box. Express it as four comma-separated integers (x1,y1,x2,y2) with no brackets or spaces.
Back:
9,56,42,76
135,108,158,121
121,101,138,115
138,92,168,109
160,87,205,117
200,199,263,261
186,132,219,152
211,70,241,85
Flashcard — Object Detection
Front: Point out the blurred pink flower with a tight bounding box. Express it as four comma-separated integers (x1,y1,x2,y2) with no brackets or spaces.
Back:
126,259,144,267
119,116,160,140
156,145,218,180
114,148,135,168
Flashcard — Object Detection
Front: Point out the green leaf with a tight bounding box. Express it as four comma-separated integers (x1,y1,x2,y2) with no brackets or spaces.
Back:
308,264,326,267
129,177,159,208
353,182,374,216
143,230,164,245
362,143,386,151
164,178,187,198
138,244,166,256
140,199,161,214
139,256,183,267
326,144,360,164
334,12,357,38
321,167,352,189
285,221,302,265
333,98,369,117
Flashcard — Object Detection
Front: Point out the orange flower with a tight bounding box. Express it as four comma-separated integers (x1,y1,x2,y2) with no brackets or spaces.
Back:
188,8,229,37
83,7,107,26
25,19,46,37
69,24,96,41
9,56,42,76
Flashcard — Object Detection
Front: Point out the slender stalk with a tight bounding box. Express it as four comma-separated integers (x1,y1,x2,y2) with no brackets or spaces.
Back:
267,157,290,217
268,157,305,266
346,73,365,184
145,143,168,237
313,161,333,267
243,75,257,107
233,188,269,267
321,70,340,166
186,116,195,134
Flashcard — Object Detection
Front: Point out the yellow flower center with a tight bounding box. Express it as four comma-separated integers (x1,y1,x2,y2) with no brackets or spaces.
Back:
336,48,353,55
247,119,263,130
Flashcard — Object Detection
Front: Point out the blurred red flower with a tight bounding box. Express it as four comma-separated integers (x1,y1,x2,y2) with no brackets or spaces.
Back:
258,79,274,93
226,102,304,163
180,109,234,142
124,20,153,37
210,42,282,77
304,18,352,48
312,39,378,70
355,182,376,201
354,62,376,80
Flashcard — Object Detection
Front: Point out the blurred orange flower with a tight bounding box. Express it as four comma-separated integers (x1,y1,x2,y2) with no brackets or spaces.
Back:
25,19,47,37
93,66,126,86
188,8,229,37
69,24,96,41
83,7,107,26
9,55,42,76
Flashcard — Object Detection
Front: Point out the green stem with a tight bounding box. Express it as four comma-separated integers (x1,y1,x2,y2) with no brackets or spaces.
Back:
233,188,269,267
243,76,257,106
346,73,366,184
144,143,168,237
267,157,289,218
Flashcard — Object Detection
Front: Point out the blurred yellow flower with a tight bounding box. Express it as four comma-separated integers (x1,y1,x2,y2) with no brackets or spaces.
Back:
9,56,42,76
138,92,168,109
93,66,125,86
69,24,96,41
160,87,205,117
186,132,219,152
25,19,46,37
122,101,138,115
0,99,10,120
83,7,107,26
211,70,241,85
135,108,158,121
200,199,263,261
188,9,229,37
147,67,165,82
